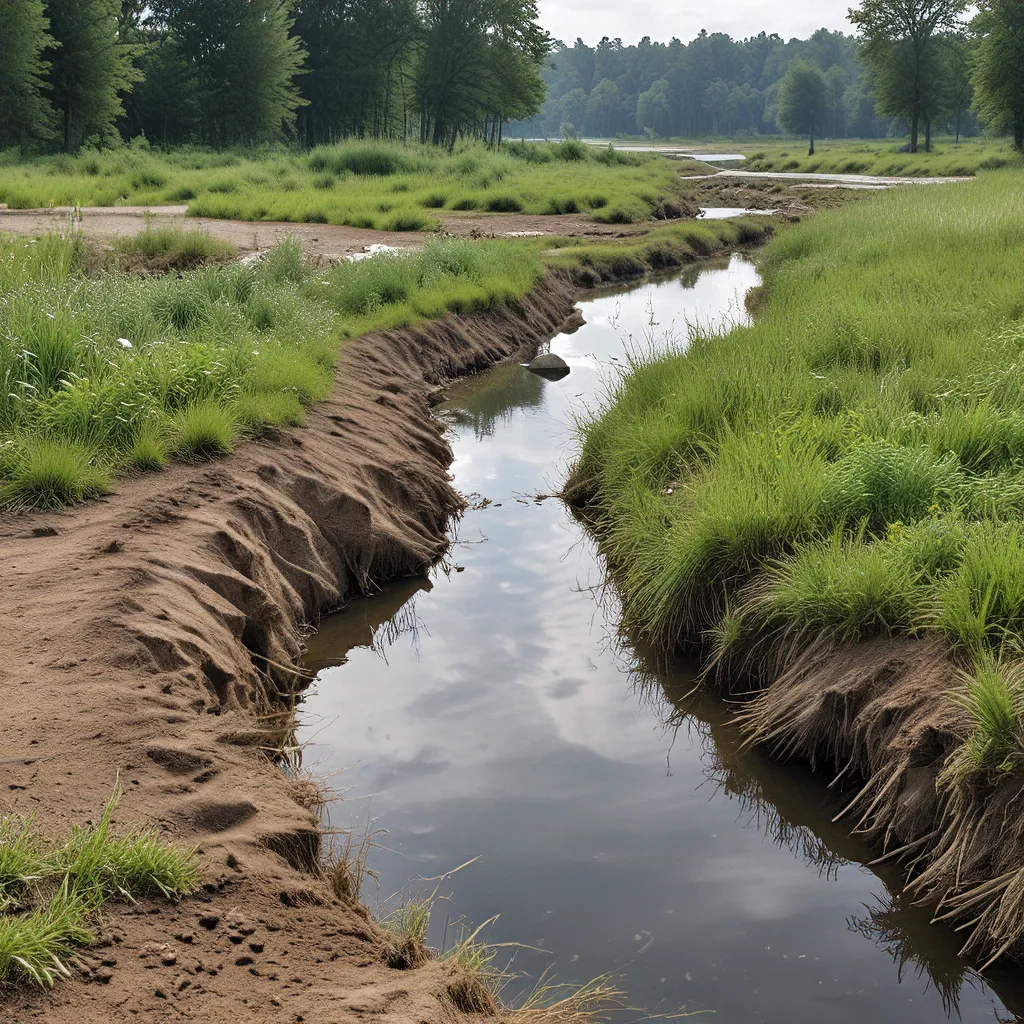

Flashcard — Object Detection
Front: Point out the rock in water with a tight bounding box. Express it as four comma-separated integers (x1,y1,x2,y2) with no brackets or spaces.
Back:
526,353,570,380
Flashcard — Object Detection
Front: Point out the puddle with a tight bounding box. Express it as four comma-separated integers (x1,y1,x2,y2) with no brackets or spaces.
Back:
300,258,1024,1022
699,207,777,219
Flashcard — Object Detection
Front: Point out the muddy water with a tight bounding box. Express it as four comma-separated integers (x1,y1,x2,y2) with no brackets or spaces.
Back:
301,258,1024,1023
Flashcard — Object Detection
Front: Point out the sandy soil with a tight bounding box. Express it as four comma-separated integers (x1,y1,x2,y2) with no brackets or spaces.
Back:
0,274,579,1023
0,205,653,258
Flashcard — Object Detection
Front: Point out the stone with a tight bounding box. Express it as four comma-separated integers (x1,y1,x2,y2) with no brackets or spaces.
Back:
526,353,570,380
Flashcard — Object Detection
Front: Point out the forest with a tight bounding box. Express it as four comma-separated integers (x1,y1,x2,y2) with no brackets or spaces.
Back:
0,1,1022,157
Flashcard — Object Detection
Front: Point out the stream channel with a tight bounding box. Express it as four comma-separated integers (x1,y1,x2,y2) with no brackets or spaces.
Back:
301,256,1024,1023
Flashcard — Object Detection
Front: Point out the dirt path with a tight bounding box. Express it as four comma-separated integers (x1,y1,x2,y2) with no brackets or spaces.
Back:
0,275,579,1024
0,205,653,257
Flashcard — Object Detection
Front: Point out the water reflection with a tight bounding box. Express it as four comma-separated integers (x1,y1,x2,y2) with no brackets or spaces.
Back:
300,259,1024,1023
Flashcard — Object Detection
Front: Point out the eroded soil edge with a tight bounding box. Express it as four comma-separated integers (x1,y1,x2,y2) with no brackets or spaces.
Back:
1,272,577,1024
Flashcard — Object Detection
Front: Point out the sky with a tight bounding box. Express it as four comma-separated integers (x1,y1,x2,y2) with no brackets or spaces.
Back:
538,0,855,48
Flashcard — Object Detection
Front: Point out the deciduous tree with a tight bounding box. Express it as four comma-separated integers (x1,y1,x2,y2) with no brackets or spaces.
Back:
849,0,968,152
970,0,1024,150
776,60,828,154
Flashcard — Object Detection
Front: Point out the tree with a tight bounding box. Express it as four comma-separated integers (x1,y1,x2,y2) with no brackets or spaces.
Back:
849,0,968,152
636,78,670,136
0,0,55,150
776,60,828,154
45,0,143,151
417,0,550,148
970,0,1024,150
159,0,307,146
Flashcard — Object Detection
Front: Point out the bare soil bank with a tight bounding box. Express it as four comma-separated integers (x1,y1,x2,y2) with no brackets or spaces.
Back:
0,272,578,1023
0,206,660,258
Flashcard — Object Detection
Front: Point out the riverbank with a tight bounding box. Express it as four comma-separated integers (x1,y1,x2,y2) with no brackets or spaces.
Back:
0,196,781,1018
566,169,1024,966
1,270,581,1021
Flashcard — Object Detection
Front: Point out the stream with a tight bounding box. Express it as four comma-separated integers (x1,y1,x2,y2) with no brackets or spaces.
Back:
300,257,1024,1023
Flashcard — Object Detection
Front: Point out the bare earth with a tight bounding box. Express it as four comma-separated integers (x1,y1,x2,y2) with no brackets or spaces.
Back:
0,276,578,1024
0,205,652,258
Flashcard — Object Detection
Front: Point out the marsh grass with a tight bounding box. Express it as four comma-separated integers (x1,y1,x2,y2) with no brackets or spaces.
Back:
739,136,1023,177
0,231,543,511
108,224,236,274
0,789,200,988
572,170,1024,786
0,140,684,230
940,656,1024,788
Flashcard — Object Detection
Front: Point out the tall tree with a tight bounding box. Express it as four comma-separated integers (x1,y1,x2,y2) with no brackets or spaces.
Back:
45,0,142,152
293,0,418,144
417,0,550,147
159,0,307,146
970,0,1024,150
0,0,55,150
849,0,968,152
776,60,828,154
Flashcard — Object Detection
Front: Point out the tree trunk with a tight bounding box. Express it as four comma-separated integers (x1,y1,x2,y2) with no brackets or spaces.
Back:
1015,111,1024,152
63,99,72,154
955,109,961,146
910,108,919,154
808,125,814,157
925,119,932,153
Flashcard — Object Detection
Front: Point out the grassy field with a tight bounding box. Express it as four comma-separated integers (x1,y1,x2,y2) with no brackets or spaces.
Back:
729,137,1023,177
0,790,198,988
0,228,542,511
0,139,686,229
539,215,779,281
571,169,1024,786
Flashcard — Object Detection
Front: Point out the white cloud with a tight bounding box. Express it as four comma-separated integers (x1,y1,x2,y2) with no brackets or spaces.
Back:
538,0,855,48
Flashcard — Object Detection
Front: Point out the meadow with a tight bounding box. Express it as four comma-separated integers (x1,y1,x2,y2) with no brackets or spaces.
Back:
0,228,541,511
572,169,1024,786
732,136,1023,177
0,139,686,229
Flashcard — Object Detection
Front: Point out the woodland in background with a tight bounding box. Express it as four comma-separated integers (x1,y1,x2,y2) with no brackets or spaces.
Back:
0,0,1021,155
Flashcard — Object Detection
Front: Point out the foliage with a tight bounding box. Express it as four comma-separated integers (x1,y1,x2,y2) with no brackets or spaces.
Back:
44,0,143,152
849,0,969,152
776,61,829,154
0,230,542,510
573,171,1024,665
150,0,309,146
738,135,1022,175
970,0,1024,150
0,790,200,989
0,140,682,230
0,0,55,150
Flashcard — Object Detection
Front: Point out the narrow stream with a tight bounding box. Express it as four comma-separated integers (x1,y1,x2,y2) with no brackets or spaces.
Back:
300,258,1024,1023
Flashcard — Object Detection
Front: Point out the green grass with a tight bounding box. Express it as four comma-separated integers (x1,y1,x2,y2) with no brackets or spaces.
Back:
0,140,687,230
735,136,1023,177
540,215,779,281
0,231,542,511
571,169,1024,784
107,224,236,273
0,790,200,988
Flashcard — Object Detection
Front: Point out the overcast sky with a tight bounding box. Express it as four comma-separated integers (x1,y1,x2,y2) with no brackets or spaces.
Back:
538,0,855,48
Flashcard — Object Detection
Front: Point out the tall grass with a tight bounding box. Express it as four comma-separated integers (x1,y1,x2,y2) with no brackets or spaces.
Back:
740,136,1023,177
0,139,684,229
572,170,1024,783
0,231,542,510
0,790,199,988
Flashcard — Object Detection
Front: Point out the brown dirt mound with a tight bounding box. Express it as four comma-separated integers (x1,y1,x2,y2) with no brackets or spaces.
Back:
0,272,578,1023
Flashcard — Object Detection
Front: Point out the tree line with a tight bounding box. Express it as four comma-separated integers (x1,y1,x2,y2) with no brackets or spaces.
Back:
0,0,550,152
0,0,1021,154
516,2,1024,153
